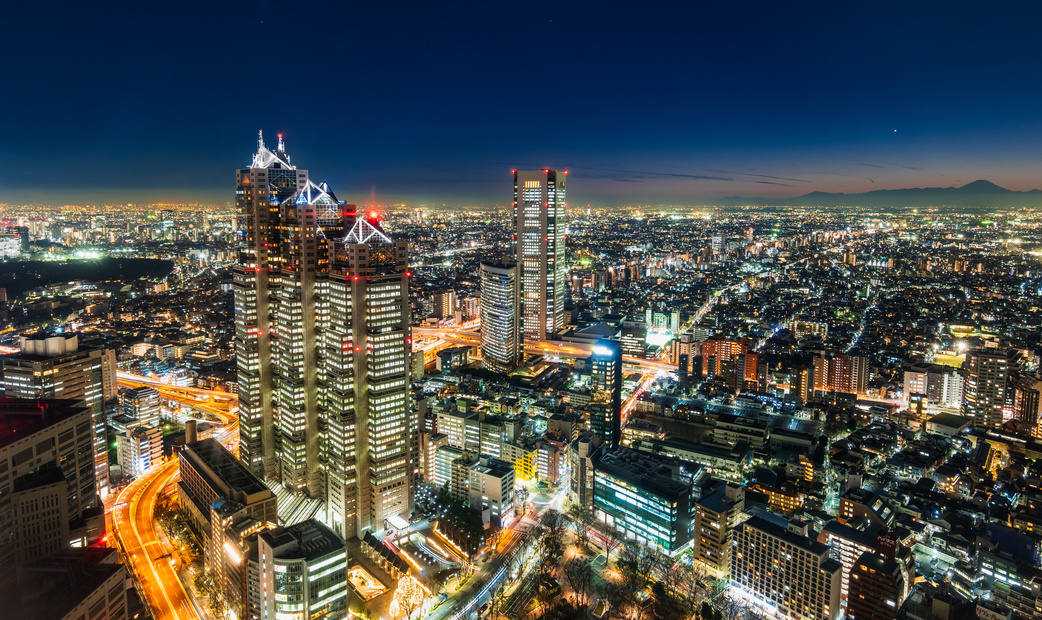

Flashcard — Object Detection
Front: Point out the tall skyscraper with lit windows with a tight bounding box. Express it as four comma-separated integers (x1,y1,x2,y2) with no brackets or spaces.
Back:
480,261,523,374
324,216,413,540
235,132,308,480
234,133,413,536
513,169,566,340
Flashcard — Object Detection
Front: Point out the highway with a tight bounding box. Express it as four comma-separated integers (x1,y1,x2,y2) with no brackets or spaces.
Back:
111,373,240,620
112,460,198,620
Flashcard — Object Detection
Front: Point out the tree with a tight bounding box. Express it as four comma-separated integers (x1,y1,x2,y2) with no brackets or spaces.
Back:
602,526,624,567
389,576,426,620
563,557,595,609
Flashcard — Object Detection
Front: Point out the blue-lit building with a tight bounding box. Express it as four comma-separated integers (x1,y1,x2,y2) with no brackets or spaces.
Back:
592,448,696,555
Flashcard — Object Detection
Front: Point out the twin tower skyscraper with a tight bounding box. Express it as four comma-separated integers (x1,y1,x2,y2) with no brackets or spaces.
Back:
233,132,413,540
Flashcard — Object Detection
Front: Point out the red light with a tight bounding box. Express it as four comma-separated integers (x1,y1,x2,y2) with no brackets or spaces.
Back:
355,346,361,352
511,170,516,174
353,275,359,280
563,170,568,175
368,210,379,219
277,133,282,138
405,271,412,277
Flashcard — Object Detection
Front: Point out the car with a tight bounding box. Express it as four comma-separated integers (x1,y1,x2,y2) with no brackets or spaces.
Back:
479,603,490,616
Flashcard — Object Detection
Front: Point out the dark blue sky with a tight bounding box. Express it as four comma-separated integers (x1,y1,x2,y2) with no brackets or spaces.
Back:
3,2,1041,206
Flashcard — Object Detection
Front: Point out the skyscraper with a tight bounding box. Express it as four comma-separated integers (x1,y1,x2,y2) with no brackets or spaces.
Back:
324,216,413,540
966,349,1009,427
513,169,566,340
272,180,345,498
235,132,309,479
480,261,523,374
234,134,413,538
589,339,622,448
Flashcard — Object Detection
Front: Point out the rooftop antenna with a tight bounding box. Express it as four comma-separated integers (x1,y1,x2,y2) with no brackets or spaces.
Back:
257,129,265,152
278,133,285,152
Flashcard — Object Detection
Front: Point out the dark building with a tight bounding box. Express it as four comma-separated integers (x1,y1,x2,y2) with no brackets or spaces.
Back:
848,551,907,620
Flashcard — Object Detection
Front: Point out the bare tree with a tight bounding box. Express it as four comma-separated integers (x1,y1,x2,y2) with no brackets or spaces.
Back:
563,557,595,609
602,526,624,567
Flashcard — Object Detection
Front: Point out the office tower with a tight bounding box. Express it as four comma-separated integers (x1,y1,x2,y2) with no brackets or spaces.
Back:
122,386,161,427
257,520,347,620
593,448,696,554
272,180,346,498
235,132,309,479
590,339,622,448
0,399,102,573
480,261,523,373
966,349,1009,427
324,216,412,540
711,234,725,254
1,333,112,499
731,518,842,620
513,169,566,340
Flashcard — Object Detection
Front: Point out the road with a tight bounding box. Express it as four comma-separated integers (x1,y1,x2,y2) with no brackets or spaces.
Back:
111,373,241,620
112,460,199,620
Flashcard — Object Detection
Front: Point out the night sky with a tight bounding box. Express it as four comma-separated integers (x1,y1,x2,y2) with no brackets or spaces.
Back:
3,2,1042,206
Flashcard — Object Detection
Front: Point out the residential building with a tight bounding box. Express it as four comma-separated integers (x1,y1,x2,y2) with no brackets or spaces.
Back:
118,425,162,478
468,455,516,527
847,551,909,620
966,349,1009,427
731,517,843,620
122,386,161,427
693,482,745,579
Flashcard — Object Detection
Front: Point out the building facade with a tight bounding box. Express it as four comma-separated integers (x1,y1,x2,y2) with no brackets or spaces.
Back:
480,261,523,373
513,169,566,340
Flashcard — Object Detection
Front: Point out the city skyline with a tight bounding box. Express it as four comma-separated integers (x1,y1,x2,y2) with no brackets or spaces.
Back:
4,5,1042,206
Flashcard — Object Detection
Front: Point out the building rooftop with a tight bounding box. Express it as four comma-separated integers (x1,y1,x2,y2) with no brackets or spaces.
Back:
260,518,343,562
8,547,125,620
597,448,691,500
183,438,269,496
742,516,831,556
0,398,89,450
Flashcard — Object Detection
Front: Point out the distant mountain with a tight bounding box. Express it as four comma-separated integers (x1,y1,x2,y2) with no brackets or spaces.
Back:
721,180,1042,209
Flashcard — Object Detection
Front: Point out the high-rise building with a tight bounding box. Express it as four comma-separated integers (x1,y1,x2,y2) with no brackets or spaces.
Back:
693,482,745,579
324,216,413,540
813,353,868,395
235,132,309,480
480,261,523,374
589,339,622,448
272,179,345,498
966,349,1009,427
847,551,908,620
118,426,162,479
1,333,113,499
513,169,566,340
432,290,458,320
233,134,414,539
